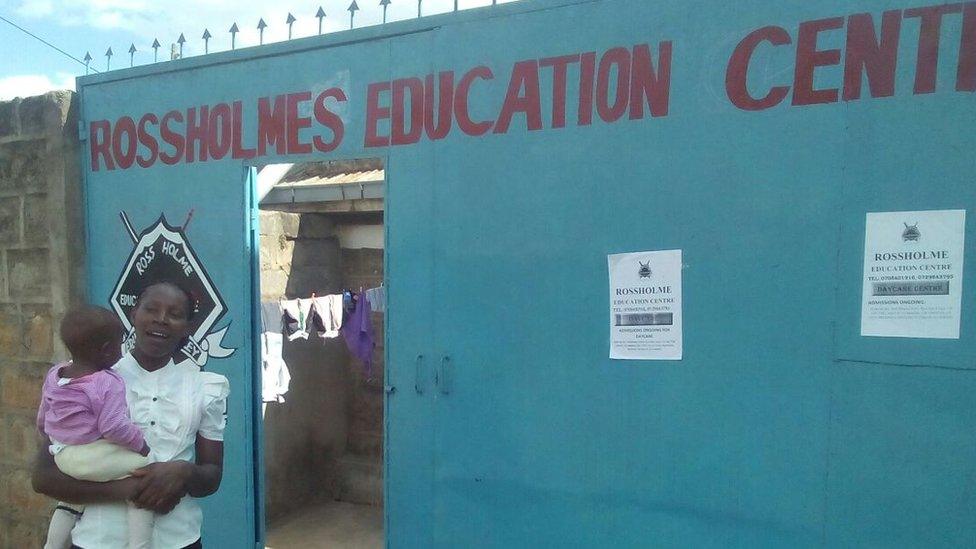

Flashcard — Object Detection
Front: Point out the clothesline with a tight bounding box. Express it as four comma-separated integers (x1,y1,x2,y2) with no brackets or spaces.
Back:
259,286,385,406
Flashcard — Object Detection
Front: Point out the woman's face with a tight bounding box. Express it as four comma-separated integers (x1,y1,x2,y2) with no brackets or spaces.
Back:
131,284,191,359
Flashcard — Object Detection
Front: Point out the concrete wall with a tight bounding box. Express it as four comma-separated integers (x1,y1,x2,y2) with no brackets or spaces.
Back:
0,91,84,548
337,224,384,250
260,211,353,522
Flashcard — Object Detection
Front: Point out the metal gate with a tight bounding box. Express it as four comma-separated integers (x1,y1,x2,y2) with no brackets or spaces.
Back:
79,0,975,546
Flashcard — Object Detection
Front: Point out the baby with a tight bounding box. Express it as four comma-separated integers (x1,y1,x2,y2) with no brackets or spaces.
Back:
37,305,154,549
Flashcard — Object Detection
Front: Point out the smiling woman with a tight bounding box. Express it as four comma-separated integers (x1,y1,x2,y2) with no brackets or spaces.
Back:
131,281,195,367
32,281,230,549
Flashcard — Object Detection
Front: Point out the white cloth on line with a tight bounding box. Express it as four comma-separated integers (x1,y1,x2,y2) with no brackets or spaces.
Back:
260,301,290,404
280,298,313,341
364,286,386,313
311,295,343,338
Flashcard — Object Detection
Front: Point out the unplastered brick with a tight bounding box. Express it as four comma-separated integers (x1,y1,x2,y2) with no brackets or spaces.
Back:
7,248,50,300
22,194,48,246
21,304,53,361
0,363,45,411
0,197,21,245
2,414,38,465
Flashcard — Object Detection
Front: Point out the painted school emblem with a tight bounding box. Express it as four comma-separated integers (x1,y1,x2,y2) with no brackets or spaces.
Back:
109,213,235,367
638,261,652,278
902,222,920,242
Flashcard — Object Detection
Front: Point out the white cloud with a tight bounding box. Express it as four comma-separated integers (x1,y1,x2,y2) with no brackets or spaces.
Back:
15,0,54,18
0,73,75,101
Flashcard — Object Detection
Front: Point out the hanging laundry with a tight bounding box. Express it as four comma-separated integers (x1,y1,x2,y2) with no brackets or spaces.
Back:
280,299,303,340
298,297,315,332
364,286,386,313
341,291,376,378
259,301,291,404
310,294,343,338
280,298,314,340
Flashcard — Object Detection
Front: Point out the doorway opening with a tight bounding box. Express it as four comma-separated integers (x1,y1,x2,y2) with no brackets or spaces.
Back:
257,158,385,548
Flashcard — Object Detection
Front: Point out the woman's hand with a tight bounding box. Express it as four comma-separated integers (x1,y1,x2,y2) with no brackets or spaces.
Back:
129,436,223,513
130,461,193,514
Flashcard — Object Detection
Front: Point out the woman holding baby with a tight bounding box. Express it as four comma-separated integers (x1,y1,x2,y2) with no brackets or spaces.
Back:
32,281,229,549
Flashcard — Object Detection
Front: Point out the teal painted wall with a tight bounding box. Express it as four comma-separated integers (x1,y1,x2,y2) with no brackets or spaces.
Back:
79,0,975,546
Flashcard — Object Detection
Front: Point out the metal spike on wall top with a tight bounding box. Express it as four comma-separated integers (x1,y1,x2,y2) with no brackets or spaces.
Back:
257,18,267,45
105,47,113,71
229,23,239,50
316,7,326,35
84,51,92,75
152,39,161,62
286,13,296,40
202,29,212,54
380,0,391,23
348,1,359,29
128,43,136,67
418,0,422,18
177,33,186,57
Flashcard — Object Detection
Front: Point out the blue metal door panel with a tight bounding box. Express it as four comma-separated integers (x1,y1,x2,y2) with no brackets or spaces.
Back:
385,31,437,548
827,52,976,546
424,1,975,547
79,114,259,547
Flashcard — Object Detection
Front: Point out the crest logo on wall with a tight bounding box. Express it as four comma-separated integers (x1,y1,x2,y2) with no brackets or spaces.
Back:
902,222,920,242
638,261,652,279
110,212,235,367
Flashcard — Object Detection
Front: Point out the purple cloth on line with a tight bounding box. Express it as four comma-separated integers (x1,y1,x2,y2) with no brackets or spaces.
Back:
341,293,376,377
36,363,145,453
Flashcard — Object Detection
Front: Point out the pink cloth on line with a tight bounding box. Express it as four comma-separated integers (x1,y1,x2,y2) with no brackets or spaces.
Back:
36,362,145,453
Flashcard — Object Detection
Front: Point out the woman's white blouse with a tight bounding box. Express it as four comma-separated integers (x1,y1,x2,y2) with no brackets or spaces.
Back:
71,353,230,549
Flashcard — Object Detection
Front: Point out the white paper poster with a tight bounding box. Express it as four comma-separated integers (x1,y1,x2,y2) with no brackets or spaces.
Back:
860,209,966,339
608,249,682,360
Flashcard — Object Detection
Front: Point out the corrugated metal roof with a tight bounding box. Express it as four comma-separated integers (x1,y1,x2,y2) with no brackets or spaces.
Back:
277,160,384,187
277,169,384,187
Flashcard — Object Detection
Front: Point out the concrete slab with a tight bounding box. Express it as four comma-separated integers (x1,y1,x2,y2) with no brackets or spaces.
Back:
266,501,383,549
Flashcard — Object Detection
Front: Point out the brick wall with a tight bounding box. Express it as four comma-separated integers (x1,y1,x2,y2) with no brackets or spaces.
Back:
337,246,385,506
0,91,84,548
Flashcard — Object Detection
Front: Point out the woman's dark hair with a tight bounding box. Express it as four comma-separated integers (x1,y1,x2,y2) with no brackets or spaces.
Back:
135,280,197,321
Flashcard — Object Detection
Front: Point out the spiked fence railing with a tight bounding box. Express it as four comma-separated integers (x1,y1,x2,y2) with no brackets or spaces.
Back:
83,0,514,75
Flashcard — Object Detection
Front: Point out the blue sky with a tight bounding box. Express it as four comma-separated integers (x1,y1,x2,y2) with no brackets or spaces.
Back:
0,0,518,100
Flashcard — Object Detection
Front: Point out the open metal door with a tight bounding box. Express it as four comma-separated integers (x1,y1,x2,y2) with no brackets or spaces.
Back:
79,86,260,549
246,165,266,548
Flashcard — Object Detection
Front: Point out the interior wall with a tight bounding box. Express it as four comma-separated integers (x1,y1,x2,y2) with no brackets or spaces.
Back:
260,211,353,521
335,237,385,506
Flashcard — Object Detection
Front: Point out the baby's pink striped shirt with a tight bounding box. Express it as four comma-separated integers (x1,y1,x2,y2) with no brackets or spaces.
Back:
36,362,145,453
